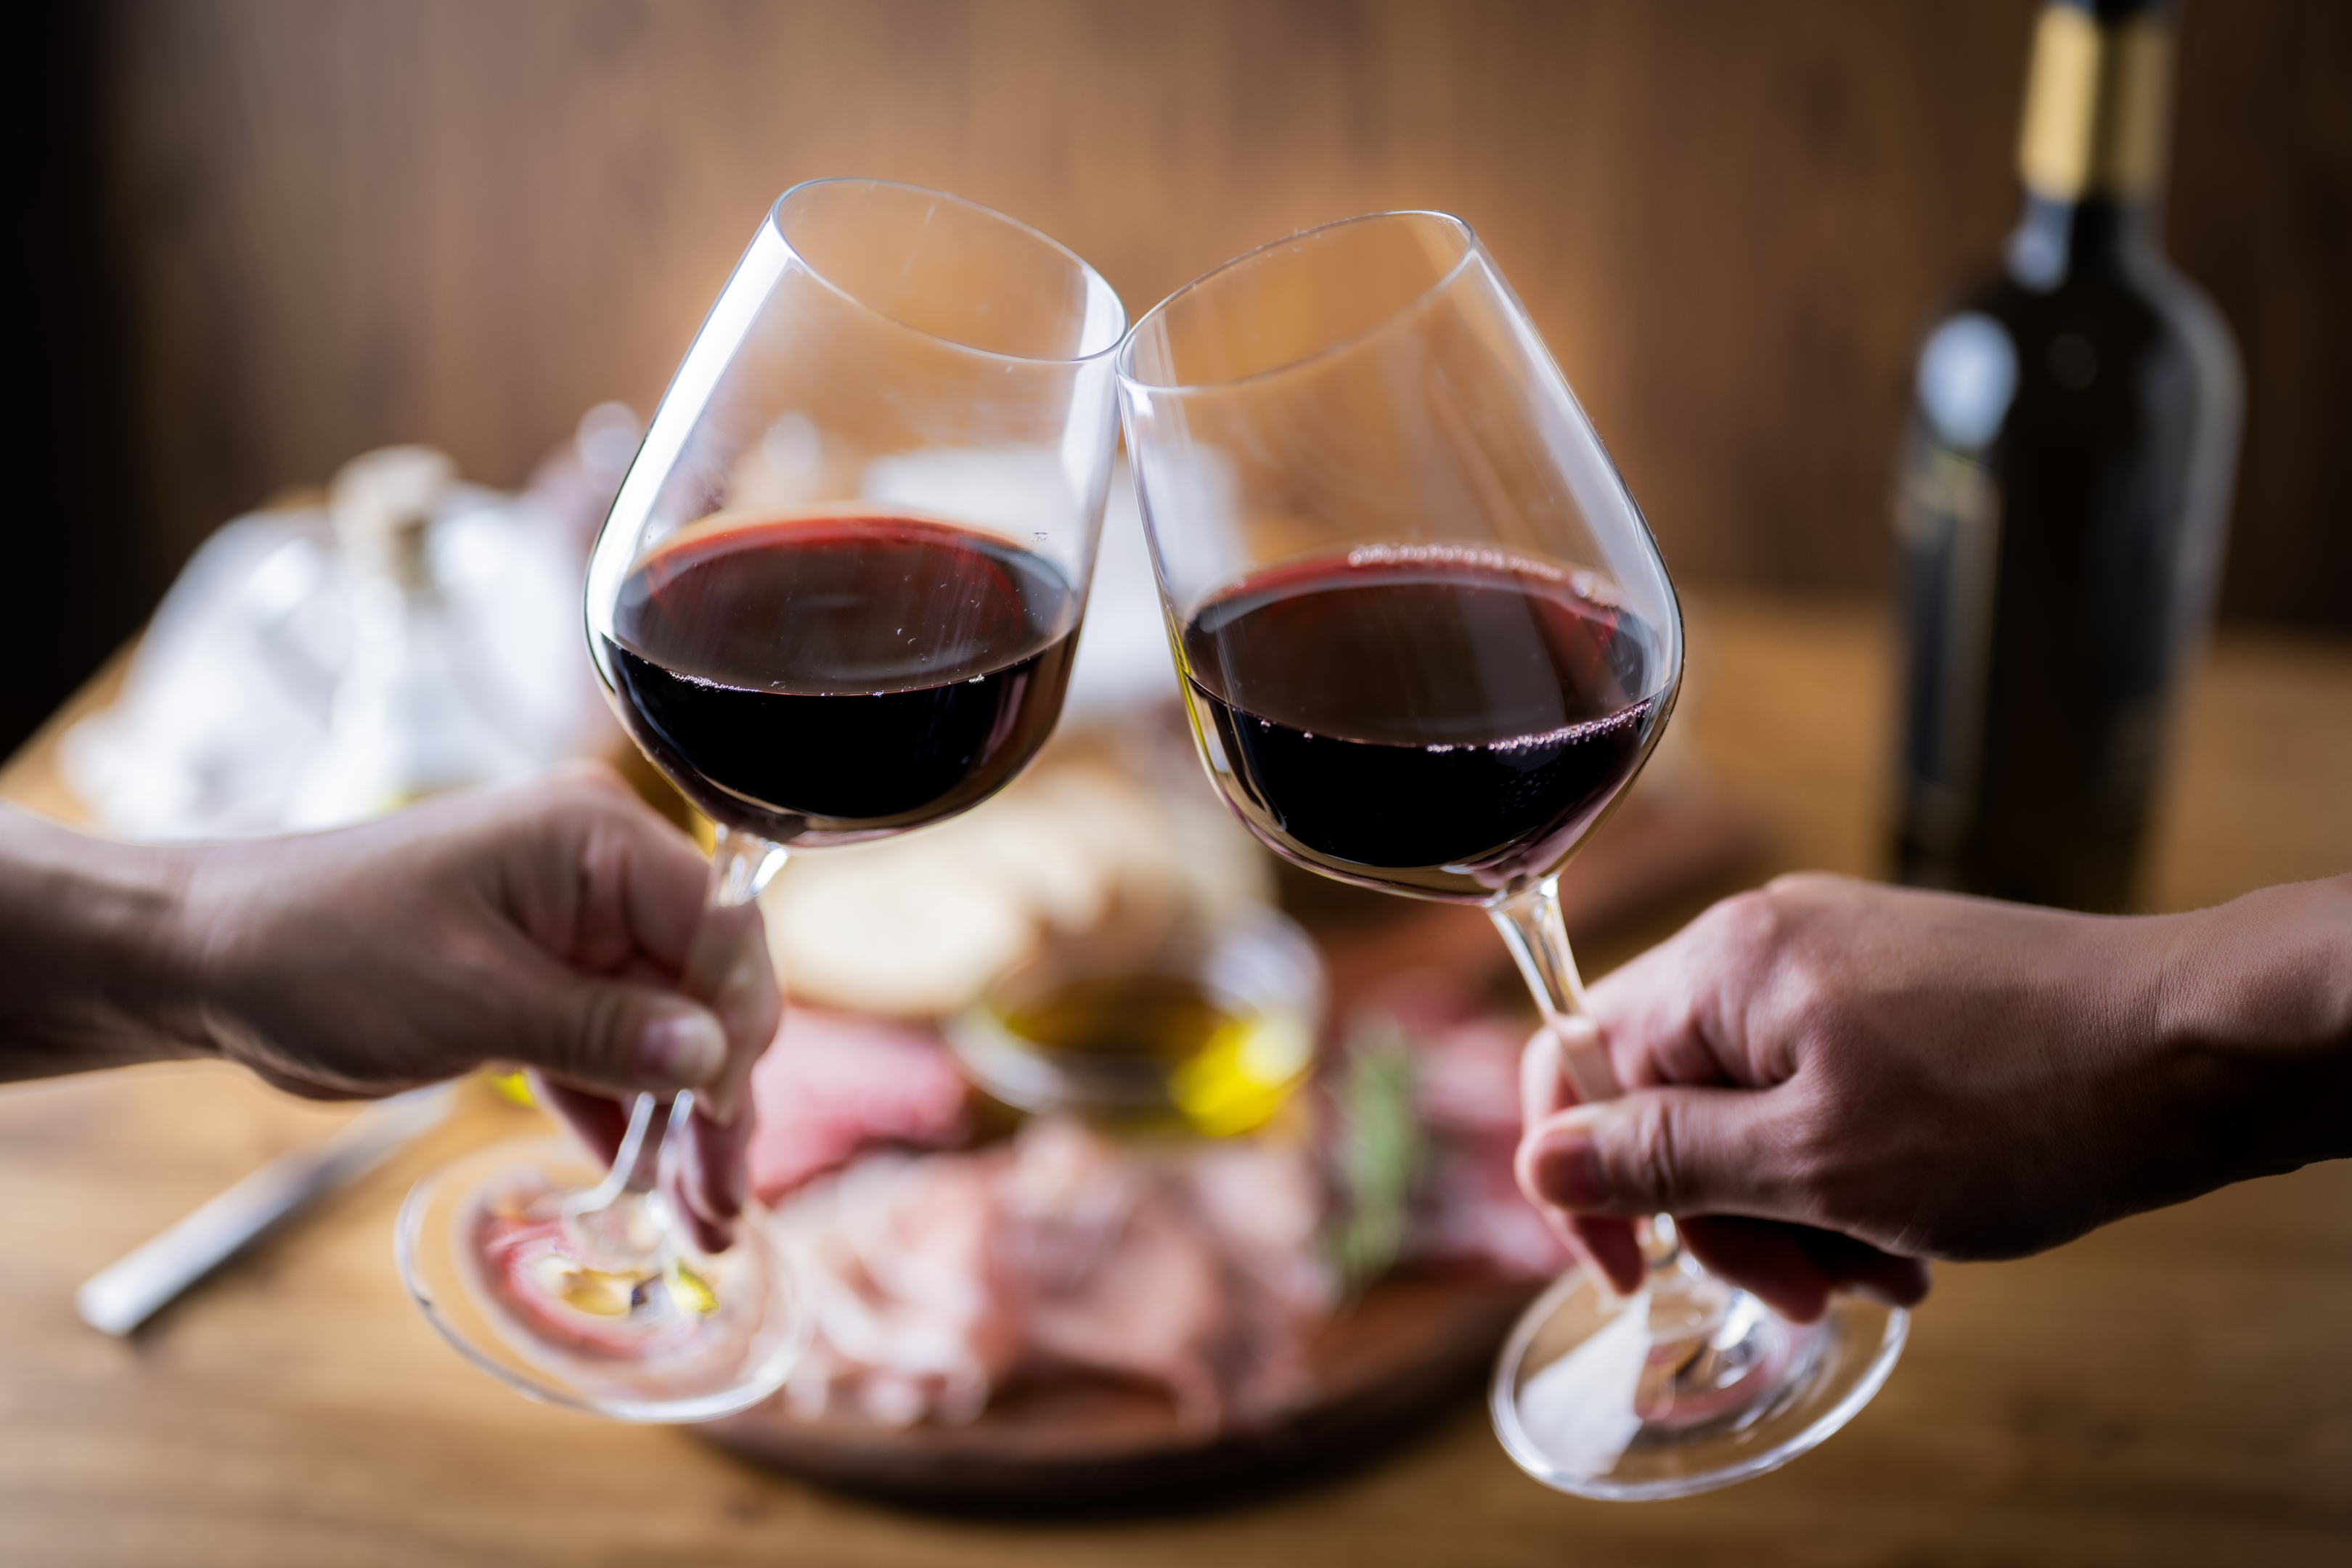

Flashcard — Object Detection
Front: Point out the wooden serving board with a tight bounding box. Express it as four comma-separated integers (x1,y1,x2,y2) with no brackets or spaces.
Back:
701,1273,1535,1508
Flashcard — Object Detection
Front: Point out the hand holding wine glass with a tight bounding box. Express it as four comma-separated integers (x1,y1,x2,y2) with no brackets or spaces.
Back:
159,762,775,1249
400,179,1124,1421
1519,869,2352,1307
1119,210,1903,1498
0,767,775,1241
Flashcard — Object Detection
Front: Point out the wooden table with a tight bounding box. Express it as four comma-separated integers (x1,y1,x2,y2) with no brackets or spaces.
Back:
1,593,2347,1566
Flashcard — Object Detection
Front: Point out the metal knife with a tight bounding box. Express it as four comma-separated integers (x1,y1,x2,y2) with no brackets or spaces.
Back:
75,1081,457,1335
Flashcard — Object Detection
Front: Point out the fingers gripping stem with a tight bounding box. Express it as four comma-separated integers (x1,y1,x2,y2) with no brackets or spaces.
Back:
568,826,786,1251
677,826,788,1124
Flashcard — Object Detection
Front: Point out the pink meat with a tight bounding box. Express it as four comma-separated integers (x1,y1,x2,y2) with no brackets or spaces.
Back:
1409,1145,1572,1279
1345,979,1572,1281
1411,1015,1530,1146
1404,1016,1578,1278
769,1120,1334,1432
745,1010,971,1205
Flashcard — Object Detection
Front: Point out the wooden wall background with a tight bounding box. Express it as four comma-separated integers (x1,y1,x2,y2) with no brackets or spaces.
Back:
15,0,2348,748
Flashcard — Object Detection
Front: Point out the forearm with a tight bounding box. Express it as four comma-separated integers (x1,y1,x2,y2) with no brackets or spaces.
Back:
2149,875,2352,1187
0,808,202,1081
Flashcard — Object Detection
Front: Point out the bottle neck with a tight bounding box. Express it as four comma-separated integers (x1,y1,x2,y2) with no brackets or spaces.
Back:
2006,1,2176,290
2006,193,2160,288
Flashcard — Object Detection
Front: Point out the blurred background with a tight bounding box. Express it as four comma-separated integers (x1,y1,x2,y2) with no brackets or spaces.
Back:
12,0,2349,756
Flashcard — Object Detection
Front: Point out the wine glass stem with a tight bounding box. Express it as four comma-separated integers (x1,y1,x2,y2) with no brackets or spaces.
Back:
1491,877,1620,1102
570,825,788,1228
1493,882,1736,1326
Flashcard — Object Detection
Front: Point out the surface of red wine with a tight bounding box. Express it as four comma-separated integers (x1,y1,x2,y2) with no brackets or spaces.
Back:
602,512,1077,846
1180,549,1663,901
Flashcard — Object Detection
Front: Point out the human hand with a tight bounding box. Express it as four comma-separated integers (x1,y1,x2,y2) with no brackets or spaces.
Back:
1514,873,2252,1322
171,763,780,1249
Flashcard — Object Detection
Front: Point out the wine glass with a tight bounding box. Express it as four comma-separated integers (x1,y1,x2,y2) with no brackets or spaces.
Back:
398,179,1125,1421
1116,211,1905,1497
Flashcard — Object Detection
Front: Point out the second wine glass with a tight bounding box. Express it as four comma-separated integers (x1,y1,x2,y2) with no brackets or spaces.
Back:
399,179,1126,1421
1116,211,1905,1497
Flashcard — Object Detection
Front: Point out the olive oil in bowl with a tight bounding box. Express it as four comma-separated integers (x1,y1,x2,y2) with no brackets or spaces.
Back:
947,910,1323,1136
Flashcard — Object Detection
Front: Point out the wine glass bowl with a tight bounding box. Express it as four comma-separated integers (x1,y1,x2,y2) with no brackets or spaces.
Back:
1119,211,1903,1497
587,178,1127,851
1120,211,1681,905
399,179,1124,1421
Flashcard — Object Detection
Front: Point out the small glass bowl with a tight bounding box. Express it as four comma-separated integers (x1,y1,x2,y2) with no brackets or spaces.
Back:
944,906,1325,1136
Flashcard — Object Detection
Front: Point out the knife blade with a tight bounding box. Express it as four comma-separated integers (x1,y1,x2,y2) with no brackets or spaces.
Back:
75,1081,457,1335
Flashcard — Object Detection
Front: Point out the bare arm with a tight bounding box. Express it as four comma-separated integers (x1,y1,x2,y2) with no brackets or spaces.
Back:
0,809,201,1082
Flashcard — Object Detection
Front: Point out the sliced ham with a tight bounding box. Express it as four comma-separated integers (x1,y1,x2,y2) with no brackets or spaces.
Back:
745,1010,970,1204
743,979,1565,1434
769,1119,1334,1432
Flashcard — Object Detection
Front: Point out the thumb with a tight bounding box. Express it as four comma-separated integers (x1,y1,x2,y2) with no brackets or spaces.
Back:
1516,1085,1791,1221
509,969,730,1096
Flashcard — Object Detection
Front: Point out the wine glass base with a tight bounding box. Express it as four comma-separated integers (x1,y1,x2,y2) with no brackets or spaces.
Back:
396,1137,807,1423
1490,1262,1906,1500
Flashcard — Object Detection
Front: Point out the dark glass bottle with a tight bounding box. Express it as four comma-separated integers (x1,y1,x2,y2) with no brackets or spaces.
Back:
1892,0,2240,911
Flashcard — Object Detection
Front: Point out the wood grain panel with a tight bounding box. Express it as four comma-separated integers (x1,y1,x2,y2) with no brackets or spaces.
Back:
91,0,2349,625
2170,0,2352,626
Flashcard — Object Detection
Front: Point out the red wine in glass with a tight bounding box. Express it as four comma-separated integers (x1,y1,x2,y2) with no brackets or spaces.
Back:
603,510,1079,847
1180,547,1662,899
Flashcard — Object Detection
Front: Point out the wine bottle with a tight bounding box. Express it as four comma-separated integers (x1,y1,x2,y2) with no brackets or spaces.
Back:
1891,0,2241,912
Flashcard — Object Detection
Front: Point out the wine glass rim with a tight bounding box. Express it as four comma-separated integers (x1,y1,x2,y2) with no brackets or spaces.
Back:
1116,208,1481,393
767,176,1128,365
